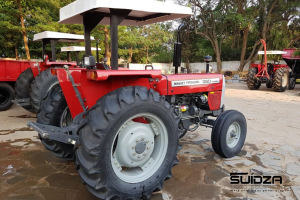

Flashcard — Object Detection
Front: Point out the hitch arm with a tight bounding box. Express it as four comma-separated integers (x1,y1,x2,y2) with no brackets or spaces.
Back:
27,121,79,145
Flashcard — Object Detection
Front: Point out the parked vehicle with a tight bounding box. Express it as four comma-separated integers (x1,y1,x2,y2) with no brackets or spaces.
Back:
282,48,300,90
247,39,300,92
0,60,34,111
13,31,95,113
28,0,247,199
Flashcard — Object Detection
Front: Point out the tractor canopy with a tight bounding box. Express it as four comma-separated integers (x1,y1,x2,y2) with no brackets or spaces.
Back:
59,0,193,26
33,31,94,43
61,46,100,52
258,51,287,55
58,0,193,69
61,46,101,62
34,31,95,62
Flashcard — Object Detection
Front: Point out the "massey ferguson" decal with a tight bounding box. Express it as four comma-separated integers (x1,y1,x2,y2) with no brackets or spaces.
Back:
171,78,220,87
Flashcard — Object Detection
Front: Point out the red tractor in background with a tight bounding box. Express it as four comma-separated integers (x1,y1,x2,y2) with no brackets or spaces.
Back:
28,0,248,199
0,60,34,111
13,31,95,113
247,39,300,92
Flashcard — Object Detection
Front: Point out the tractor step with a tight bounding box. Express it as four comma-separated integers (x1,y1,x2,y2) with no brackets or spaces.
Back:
27,121,79,145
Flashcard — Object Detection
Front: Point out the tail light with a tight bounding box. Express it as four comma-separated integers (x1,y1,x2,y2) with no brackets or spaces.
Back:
51,68,57,76
87,71,98,80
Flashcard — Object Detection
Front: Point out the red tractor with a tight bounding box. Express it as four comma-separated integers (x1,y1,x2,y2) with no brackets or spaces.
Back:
0,59,34,111
28,0,247,199
247,39,299,92
13,31,95,113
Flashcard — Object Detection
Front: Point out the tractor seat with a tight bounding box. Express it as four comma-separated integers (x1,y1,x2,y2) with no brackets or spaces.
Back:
96,63,110,70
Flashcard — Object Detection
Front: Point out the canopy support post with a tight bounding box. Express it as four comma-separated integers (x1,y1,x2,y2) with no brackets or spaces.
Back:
83,13,104,57
67,51,71,62
42,39,50,61
51,40,58,62
110,9,132,70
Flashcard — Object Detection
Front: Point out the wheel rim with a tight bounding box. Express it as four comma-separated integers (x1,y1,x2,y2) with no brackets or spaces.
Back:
282,73,288,87
0,89,9,105
60,106,73,128
111,113,168,184
226,122,241,148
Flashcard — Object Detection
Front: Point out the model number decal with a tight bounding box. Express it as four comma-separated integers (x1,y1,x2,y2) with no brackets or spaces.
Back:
171,78,220,87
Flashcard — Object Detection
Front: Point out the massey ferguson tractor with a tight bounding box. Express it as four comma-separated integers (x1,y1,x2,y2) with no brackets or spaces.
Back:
247,39,299,92
28,0,247,199
13,31,95,113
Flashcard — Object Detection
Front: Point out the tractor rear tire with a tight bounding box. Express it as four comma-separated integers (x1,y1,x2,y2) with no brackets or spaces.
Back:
288,77,296,90
247,68,261,90
15,68,35,113
0,83,15,111
76,86,182,200
37,84,74,160
211,110,247,158
30,69,59,112
273,68,288,92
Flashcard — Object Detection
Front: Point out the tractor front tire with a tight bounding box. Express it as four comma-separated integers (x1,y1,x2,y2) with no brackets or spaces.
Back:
0,83,15,111
273,68,288,92
288,77,296,90
211,110,247,158
266,80,273,88
37,84,74,160
30,69,59,112
76,86,181,200
15,68,35,113
247,68,261,90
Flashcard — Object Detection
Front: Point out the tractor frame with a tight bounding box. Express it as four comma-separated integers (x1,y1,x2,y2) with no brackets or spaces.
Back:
28,1,247,199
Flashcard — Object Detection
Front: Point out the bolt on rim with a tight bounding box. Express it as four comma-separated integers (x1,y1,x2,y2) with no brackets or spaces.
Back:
226,122,241,148
111,113,168,183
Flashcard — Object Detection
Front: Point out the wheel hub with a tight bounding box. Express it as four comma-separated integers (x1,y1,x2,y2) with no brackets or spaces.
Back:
226,122,241,148
282,73,288,87
113,120,155,168
111,113,168,184
135,141,147,154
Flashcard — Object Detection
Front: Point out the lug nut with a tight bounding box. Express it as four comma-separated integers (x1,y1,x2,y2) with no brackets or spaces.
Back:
146,141,149,143
138,156,141,158
143,153,146,156
147,147,150,150
132,146,135,149
136,139,139,142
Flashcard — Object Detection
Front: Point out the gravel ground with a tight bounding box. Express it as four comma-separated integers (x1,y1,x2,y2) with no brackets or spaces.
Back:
0,83,300,200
